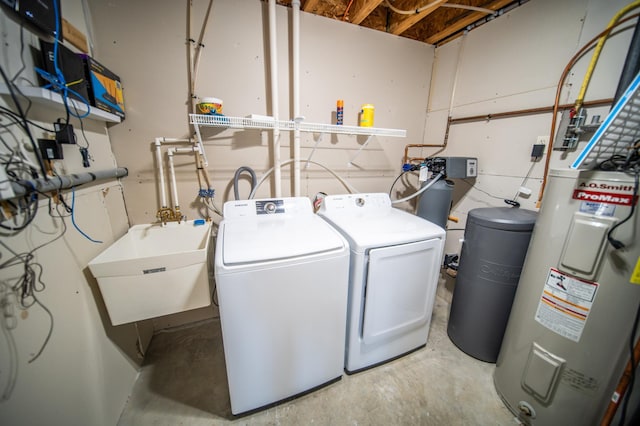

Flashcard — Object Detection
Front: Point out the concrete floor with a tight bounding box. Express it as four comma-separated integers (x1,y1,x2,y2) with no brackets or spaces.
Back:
118,295,515,425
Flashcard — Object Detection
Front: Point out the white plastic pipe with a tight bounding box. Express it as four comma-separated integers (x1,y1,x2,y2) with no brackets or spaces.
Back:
268,0,282,197
292,0,301,196
154,137,191,208
154,138,167,208
167,148,180,209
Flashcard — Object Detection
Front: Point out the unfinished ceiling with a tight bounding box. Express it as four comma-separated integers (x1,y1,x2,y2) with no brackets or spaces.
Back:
274,0,527,46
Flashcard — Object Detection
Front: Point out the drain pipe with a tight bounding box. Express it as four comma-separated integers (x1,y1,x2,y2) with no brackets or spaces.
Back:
4,168,128,201
166,145,202,213
268,0,282,197
292,0,301,196
154,137,191,209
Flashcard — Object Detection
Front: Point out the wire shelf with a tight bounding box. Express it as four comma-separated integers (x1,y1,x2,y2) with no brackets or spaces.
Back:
189,114,406,137
572,72,640,169
0,84,122,123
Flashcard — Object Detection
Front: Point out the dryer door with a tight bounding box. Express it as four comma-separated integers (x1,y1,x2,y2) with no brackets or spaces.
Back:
362,238,441,345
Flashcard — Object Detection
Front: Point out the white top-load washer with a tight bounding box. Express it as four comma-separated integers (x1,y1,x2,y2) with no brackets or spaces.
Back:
214,197,350,415
319,193,445,373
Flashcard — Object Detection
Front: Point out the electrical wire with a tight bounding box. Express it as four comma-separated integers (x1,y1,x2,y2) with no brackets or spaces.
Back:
383,0,495,15
461,178,505,200
10,23,27,84
537,13,640,206
0,67,47,181
0,280,18,401
70,186,102,243
33,0,91,120
391,171,444,204
606,170,638,250
512,161,537,202
575,1,640,111
0,206,64,364
388,169,415,197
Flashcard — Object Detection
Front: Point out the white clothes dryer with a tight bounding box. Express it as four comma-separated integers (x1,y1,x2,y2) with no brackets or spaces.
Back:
319,193,445,373
214,197,350,415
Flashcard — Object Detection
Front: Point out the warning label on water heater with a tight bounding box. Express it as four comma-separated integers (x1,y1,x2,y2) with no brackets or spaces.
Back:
534,268,599,342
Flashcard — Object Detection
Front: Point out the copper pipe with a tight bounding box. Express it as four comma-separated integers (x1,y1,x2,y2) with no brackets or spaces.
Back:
402,14,638,172
538,14,639,206
342,0,355,21
448,99,612,125
600,336,640,425
402,99,612,165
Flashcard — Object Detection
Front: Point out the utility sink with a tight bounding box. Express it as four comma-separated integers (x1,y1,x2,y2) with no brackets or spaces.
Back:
88,220,212,326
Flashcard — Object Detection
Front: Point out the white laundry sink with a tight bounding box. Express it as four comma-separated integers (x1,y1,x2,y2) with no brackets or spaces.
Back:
89,220,212,325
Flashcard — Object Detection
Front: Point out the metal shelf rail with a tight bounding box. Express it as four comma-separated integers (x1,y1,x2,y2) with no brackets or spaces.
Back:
0,84,122,123
572,71,640,170
189,113,407,165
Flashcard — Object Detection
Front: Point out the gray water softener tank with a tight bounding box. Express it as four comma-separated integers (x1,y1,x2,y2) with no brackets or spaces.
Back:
447,207,537,363
416,178,454,229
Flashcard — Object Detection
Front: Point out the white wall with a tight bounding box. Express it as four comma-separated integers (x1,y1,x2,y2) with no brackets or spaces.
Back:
86,0,434,226
85,0,637,315
425,0,636,259
0,1,151,424
1,0,634,422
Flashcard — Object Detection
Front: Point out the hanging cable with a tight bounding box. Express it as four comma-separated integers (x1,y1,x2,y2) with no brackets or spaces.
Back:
249,159,360,199
70,186,102,243
391,171,444,204
34,0,92,120
384,0,496,16
537,13,640,206
575,0,640,112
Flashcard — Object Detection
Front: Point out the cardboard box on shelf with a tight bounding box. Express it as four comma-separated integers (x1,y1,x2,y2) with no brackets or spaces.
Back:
79,54,125,119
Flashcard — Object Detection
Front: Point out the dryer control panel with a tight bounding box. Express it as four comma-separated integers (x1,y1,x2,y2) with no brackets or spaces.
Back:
320,193,392,214
223,197,313,219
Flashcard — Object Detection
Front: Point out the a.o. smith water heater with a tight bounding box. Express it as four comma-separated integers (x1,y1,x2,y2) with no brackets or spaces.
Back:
494,168,640,424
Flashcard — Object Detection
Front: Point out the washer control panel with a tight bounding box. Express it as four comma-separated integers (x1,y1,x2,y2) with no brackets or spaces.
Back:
256,199,285,215
223,197,313,219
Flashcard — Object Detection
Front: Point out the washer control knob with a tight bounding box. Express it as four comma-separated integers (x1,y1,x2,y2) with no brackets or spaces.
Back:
264,202,277,214
355,197,365,207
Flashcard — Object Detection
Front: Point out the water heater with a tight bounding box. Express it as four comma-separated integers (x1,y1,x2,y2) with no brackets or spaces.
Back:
494,168,640,424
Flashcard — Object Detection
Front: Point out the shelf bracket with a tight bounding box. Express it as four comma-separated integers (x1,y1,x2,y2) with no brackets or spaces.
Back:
305,133,325,169
347,135,374,166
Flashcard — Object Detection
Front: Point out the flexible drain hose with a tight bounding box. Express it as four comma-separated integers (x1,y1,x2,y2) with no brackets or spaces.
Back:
391,171,445,205
233,166,257,200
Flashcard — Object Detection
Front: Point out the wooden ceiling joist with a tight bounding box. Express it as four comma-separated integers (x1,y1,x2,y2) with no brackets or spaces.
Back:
425,0,516,45
284,0,524,46
349,0,385,25
386,0,449,36
302,0,321,13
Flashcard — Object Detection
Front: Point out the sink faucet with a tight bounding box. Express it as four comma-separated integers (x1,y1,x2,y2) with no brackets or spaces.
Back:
156,207,186,225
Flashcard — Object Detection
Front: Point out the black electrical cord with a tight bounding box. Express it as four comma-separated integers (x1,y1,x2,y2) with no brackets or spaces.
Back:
0,66,47,181
607,170,638,249
388,169,415,197
0,200,67,363
461,178,521,208
10,23,27,84
0,106,58,133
